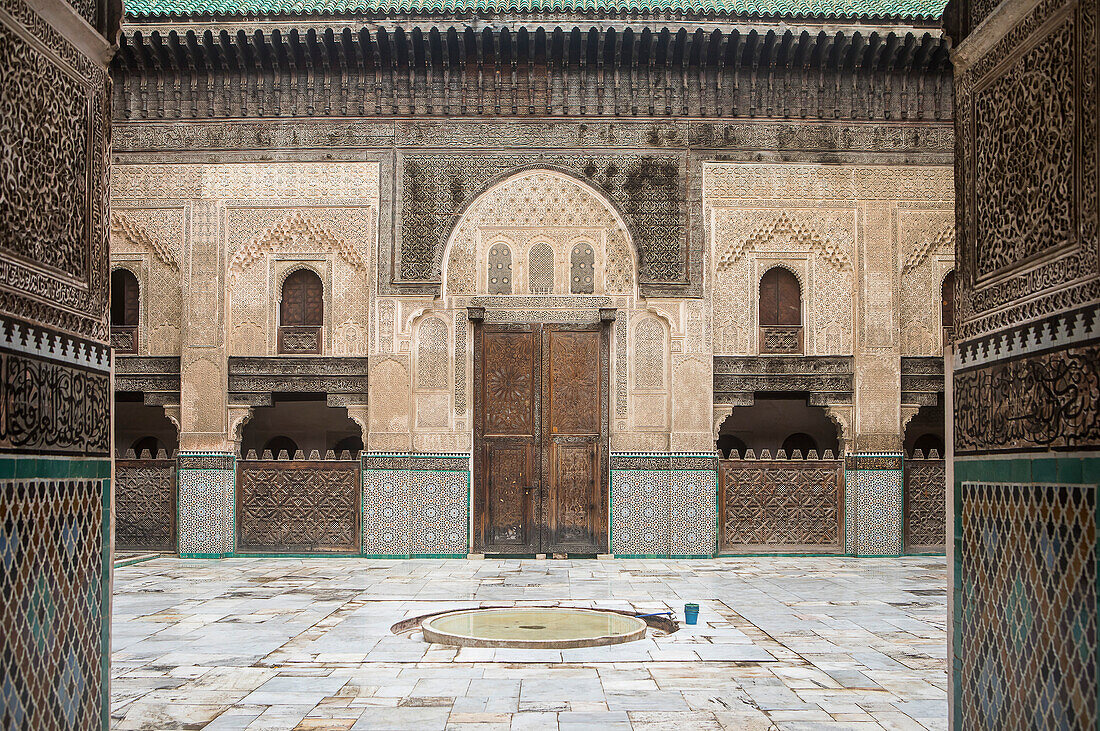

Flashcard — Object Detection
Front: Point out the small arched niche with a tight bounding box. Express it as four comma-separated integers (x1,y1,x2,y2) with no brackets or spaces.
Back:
717,395,840,457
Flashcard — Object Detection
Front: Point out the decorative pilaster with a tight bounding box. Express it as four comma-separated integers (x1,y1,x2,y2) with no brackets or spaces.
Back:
844,453,904,556
177,452,236,557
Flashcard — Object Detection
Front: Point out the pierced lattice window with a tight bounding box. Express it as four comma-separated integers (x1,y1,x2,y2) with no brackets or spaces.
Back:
528,242,554,294
570,242,595,294
487,242,512,295
634,318,665,389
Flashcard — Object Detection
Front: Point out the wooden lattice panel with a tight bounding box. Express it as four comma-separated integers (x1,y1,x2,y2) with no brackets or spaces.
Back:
115,458,176,551
236,460,360,552
903,458,946,552
718,459,844,553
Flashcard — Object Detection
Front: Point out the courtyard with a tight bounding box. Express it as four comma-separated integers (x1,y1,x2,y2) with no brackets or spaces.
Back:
111,558,948,730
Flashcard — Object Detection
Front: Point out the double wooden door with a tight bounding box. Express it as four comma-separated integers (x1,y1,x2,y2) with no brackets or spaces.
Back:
474,322,609,555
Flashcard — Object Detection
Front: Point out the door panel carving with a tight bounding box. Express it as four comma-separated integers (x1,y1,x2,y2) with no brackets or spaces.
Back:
484,331,535,435
115,458,176,551
549,331,600,435
549,442,597,548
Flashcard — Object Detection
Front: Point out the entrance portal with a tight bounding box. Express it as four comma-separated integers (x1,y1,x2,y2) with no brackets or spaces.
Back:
473,322,609,554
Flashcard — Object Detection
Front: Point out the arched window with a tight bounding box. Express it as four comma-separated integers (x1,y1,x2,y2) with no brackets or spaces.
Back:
758,267,803,354
279,269,323,354
941,271,955,351
570,242,595,294
263,436,299,459
716,434,747,459
332,435,364,457
487,242,512,294
111,269,140,354
781,433,818,457
912,433,946,457
528,242,555,294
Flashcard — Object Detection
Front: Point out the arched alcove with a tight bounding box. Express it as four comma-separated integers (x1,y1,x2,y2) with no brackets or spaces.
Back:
241,397,363,456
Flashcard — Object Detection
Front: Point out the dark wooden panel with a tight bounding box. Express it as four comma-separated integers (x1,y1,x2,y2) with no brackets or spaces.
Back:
548,441,598,550
483,330,536,436
115,459,176,551
718,459,843,553
280,269,323,327
485,441,536,549
904,458,946,552
548,330,600,435
237,460,360,552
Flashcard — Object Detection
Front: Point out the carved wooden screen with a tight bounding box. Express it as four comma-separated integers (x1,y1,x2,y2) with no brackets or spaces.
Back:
236,458,360,552
474,322,609,554
759,267,803,354
904,457,946,552
279,268,323,354
115,458,176,551
718,458,843,553
528,242,555,294
110,268,139,354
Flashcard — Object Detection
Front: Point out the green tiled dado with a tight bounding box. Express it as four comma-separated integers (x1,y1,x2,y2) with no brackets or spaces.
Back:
124,0,948,19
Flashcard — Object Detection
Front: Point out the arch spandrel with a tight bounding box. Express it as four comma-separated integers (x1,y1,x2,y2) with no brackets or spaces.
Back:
442,170,638,299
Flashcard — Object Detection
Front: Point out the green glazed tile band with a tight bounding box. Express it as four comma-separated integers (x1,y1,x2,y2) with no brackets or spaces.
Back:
124,0,948,20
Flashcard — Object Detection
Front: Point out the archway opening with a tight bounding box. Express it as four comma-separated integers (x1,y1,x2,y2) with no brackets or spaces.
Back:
241,395,363,457
111,268,140,353
904,401,946,457
717,394,840,457
114,393,178,457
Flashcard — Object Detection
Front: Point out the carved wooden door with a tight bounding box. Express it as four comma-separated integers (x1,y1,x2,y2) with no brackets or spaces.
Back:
474,322,608,555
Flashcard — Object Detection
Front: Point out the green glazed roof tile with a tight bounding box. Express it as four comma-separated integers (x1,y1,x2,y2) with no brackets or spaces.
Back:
124,0,949,20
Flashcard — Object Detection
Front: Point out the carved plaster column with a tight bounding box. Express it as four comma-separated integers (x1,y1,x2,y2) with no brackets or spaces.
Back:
177,199,235,555
847,202,905,556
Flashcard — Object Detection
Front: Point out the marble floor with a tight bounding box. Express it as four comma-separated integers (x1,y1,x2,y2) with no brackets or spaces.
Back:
111,557,948,730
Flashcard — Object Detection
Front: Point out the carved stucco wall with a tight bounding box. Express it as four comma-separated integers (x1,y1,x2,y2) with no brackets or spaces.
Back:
365,168,711,452
112,162,379,448
110,208,184,354
704,163,953,450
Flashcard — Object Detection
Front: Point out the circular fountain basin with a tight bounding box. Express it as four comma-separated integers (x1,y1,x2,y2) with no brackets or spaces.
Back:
421,607,648,649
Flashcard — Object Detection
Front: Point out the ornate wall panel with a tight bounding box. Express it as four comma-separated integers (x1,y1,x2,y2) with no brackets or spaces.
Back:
444,170,635,298
0,0,115,722
115,458,177,551
718,459,844,553
949,0,1100,718
416,317,449,391
412,154,683,285
361,453,470,557
610,453,716,557
177,452,235,557
844,453,904,556
902,457,945,552
705,165,953,358
237,459,360,553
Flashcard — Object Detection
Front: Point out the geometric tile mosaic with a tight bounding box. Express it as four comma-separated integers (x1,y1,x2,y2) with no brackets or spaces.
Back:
610,468,671,556
610,453,717,557
0,468,110,729
844,453,903,556
362,454,470,557
959,481,1097,729
176,452,235,557
671,468,716,557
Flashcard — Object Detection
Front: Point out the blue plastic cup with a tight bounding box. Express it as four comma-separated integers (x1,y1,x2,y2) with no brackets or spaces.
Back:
684,603,699,625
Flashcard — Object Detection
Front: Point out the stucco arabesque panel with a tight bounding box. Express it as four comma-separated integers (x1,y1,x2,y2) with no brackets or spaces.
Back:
110,207,186,355
898,206,955,356
703,164,954,359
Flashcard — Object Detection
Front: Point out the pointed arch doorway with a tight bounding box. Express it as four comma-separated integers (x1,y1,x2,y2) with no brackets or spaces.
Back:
472,318,610,555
